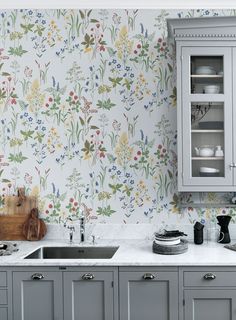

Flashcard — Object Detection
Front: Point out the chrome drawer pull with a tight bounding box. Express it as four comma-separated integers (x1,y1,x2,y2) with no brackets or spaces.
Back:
204,273,216,280
31,273,44,280
82,273,95,280
143,273,156,280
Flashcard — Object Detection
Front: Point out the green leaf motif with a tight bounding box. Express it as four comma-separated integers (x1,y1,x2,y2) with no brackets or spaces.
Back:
8,45,27,57
96,99,116,110
8,152,27,163
97,205,116,217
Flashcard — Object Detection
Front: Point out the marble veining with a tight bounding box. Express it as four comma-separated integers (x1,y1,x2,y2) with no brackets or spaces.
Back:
1,239,236,267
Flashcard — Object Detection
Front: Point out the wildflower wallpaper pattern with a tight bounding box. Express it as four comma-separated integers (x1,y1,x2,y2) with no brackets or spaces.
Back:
0,9,234,224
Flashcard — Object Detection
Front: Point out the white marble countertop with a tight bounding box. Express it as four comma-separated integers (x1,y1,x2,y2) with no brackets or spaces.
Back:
0,239,236,266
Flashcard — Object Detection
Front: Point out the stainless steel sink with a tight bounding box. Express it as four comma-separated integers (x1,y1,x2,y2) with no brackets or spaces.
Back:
24,246,119,259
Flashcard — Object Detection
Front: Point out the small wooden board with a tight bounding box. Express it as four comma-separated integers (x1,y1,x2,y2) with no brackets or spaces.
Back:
152,239,188,255
0,215,28,240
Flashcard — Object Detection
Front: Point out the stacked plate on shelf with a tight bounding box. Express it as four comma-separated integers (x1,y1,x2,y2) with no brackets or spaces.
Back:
195,66,216,75
153,230,188,255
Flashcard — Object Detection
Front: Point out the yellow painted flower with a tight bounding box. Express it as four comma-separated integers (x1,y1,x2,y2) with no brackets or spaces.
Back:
115,132,133,167
84,47,92,53
26,79,45,113
30,186,39,198
115,26,133,61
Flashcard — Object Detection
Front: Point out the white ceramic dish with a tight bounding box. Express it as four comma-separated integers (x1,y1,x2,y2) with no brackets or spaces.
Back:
154,239,181,246
195,146,215,157
204,85,220,94
199,167,220,173
195,66,216,75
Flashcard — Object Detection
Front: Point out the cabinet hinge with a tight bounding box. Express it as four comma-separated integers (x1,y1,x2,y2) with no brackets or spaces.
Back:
183,299,185,306
111,281,114,287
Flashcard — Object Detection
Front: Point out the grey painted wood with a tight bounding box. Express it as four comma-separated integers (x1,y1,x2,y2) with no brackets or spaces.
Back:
0,307,8,320
12,271,63,320
63,271,114,320
184,270,236,287
181,46,233,189
0,290,7,304
233,47,236,187
0,272,7,287
119,270,178,320
167,16,236,40
184,289,236,320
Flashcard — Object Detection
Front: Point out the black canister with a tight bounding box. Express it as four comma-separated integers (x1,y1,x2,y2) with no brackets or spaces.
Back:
194,221,204,244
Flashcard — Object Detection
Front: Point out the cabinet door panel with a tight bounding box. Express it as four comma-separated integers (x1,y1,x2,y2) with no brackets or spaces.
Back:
13,271,63,320
181,46,233,188
0,307,8,320
119,271,178,320
184,289,236,320
64,271,114,320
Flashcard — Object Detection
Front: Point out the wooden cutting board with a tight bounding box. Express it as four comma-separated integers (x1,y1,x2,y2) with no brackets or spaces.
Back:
0,215,28,240
22,208,47,241
0,188,39,240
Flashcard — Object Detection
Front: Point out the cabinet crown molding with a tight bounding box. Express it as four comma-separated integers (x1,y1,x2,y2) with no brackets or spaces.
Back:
167,16,236,40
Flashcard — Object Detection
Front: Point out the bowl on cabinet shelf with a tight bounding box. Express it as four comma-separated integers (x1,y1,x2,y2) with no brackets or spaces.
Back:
195,146,215,157
195,66,216,75
199,167,220,177
203,85,220,94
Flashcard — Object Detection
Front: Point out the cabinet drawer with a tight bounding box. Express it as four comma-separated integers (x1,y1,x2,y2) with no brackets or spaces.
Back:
184,271,236,287
0,290,7,304
0,273,7,287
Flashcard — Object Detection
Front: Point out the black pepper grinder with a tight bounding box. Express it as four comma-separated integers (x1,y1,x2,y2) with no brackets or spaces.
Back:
194,221,204,244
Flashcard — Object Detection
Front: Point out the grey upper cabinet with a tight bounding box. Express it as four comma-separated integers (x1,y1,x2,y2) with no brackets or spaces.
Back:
12,271,63,320
119,268,178,320
63,269,116,320
168,16,236,191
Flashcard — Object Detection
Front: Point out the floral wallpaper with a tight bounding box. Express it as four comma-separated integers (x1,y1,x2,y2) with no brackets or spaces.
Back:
0,9,235,225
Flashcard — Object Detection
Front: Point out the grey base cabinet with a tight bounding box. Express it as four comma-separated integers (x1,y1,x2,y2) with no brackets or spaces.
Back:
184,289,236,320
63,269,117,320
181,267,236,320
119,267,178,320
12,271,63,320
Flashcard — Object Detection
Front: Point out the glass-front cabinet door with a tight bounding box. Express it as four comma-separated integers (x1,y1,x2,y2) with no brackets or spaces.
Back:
181,47,233,187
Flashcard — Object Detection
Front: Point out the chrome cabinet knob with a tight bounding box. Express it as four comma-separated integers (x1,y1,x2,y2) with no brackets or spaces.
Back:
204,273,216,280
82,273,95,280
31,273,44,280
143,273,156,280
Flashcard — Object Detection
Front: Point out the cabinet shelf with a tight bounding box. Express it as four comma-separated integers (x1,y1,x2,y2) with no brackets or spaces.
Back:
191,74,223,78
192,157,224,160
191,129,224,133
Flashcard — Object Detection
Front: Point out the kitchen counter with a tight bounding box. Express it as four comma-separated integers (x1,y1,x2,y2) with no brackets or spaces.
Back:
0,239,236,266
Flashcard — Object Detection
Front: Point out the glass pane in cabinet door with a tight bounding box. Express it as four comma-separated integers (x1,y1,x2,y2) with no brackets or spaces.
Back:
191,56,223,94
191,102,224,178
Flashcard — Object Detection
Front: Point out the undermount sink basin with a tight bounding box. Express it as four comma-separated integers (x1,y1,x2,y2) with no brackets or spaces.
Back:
24,246,119,259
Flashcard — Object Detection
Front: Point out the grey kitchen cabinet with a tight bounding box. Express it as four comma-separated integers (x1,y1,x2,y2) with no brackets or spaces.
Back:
0,271,9,320
12,270,63,320
119,267,178,320
63,268,118,320
180,267,236,320
184,289,236,320
167,16,236,191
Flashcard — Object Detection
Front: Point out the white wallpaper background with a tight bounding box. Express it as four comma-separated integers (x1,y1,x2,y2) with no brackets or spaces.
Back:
0,9,235,225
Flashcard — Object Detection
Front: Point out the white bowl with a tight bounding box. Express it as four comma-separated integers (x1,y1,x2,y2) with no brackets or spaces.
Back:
200,167,220,173
195,66,216,75
204,85,220,94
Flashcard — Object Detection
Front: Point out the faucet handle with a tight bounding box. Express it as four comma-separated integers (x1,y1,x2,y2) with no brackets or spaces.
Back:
91,235,96,245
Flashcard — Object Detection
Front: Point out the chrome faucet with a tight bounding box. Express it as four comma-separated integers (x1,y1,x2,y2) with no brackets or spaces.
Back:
80,215,85,243
64,218,75,244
